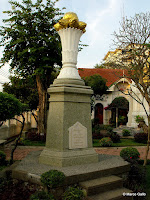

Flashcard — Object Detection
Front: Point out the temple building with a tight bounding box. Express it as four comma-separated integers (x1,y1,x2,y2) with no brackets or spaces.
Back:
79,68,149,127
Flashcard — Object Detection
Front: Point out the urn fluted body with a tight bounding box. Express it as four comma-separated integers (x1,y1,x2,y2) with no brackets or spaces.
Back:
57,27,83,80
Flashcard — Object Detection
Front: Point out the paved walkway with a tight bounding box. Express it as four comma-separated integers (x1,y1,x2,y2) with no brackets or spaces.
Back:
95,146,150,160
3,143,150,161
4,143,44,160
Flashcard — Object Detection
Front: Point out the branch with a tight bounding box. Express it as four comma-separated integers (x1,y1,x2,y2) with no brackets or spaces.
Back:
10,113,25,164
0,121,3,127
116,84,149,118
31,112,38,125
12,117,23,124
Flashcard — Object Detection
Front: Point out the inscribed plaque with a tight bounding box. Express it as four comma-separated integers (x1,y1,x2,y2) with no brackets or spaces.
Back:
68,122,87,149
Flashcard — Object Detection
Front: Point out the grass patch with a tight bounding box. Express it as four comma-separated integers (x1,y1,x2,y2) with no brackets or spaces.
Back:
22,140,45,146
93,138,147,147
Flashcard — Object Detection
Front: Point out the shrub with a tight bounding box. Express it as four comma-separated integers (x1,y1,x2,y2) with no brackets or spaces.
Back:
135,115,145,123
108,132,120,143
118,116,126,125
30,191,55,200
99,125,113,132
122,129,131,137
0,178,7,193
92,124,113,139
134,132,147,144
92,132,104,139
92,118,99,126
0,151,6,166
138,159,150,165
92,124,103,139
41,170,66,189
123,164,146,192
120,147,140,162
27,129,46,142
62,186,84,200
99,137,113,147
105,126,113,133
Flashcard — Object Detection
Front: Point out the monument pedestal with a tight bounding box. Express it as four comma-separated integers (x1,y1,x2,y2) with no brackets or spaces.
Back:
39,80,99,167
39,15,98,167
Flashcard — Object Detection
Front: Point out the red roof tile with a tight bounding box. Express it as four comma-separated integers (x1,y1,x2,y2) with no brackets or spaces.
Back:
78,68,129,87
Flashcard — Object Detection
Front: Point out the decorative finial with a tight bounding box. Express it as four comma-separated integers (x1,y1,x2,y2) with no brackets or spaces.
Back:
54,12,87,33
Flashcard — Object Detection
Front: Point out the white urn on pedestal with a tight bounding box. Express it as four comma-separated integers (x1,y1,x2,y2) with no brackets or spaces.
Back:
57,27,82,80
39,12,98,167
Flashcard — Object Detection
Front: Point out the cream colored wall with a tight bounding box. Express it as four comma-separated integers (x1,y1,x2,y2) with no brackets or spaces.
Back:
0,110,38,140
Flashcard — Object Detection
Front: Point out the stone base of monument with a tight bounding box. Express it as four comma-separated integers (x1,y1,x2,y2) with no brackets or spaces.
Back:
12,151,130,184
39,80,99,167
10,151,131,200
39,148,98,167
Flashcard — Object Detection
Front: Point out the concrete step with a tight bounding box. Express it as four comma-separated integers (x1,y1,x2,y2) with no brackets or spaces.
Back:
65,158,130,185
80,175,123,196
87,187,133,200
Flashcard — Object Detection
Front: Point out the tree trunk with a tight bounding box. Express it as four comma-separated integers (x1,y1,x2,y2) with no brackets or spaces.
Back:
36,75,47,134
143,115,150,166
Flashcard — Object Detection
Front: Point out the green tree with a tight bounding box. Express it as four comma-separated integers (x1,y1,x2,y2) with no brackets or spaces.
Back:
3,75,39,124
0,92,27,163
105,12,150,165
83,74,108,111
0,92,23,126
3,75,38,110
94,63,105,68
84,74,108,96
0,0,64,134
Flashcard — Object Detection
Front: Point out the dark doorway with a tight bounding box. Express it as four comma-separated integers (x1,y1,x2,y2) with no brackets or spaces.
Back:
95,103,103,124
108,97,129,127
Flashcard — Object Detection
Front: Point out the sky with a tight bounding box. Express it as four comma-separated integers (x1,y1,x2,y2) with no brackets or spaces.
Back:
0,0,150,91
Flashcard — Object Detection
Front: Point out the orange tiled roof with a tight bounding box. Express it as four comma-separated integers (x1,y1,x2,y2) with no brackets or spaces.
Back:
78,68,129,87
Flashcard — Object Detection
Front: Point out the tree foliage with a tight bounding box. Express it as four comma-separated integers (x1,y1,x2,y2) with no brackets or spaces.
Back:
94,63,105,68
84,74,108,96
0,92,27,127
83,74,108,112
0,92,22,122
0,0,63,78
0,0,64,134
107,96,129,110
3,75,39,110
0,92,27,163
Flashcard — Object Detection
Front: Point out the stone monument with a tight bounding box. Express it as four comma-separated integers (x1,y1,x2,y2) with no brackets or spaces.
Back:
39,12,98,167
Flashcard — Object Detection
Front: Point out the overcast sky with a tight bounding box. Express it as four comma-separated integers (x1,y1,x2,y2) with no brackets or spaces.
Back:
1,0,150,90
